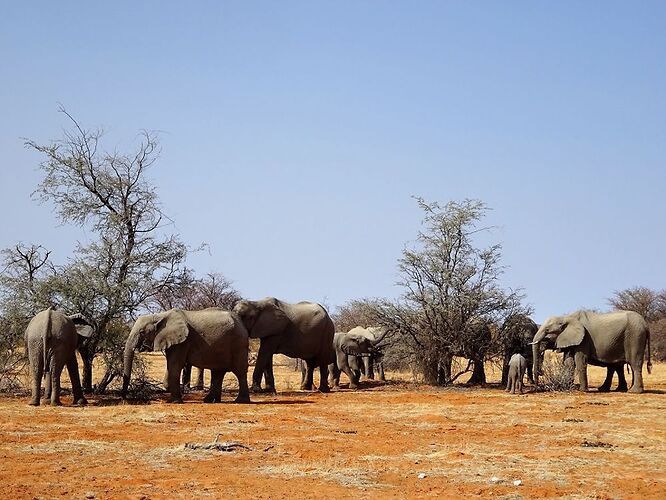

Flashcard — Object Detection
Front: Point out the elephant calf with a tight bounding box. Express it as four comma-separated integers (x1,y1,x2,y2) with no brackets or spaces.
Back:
25,308,94,406
506,353,527,394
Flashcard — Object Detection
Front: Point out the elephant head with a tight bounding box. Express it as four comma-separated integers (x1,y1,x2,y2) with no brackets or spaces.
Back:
233,298,289,339
339,327,389,356
531,313,586,385
121,309,189,397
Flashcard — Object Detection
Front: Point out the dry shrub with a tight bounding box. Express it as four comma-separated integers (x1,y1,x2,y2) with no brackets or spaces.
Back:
540,356,575,392
124,356,163,402
0,349,26,392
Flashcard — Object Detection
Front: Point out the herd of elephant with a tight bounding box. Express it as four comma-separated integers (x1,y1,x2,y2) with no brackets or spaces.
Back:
23,297,652,406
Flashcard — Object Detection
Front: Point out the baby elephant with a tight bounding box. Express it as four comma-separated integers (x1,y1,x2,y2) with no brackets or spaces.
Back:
506,353,527,394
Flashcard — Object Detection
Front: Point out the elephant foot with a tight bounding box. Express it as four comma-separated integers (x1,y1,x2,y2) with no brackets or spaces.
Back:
615,385,628,393
50,400,63,406
300,383,313,391
28,399,40,406
75,397,88,406
234,394,251,404
628,385,644,394
349,383,358,390
202,394,217,403
318,385,330,393
250,383,263,393
597,385,611,393
168,397,184,404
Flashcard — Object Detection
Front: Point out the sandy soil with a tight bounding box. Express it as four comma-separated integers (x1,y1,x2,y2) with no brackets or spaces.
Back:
1,356,665,499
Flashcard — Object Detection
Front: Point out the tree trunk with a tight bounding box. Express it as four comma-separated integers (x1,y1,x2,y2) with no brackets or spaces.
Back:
467,358,486,385
80,350,95,393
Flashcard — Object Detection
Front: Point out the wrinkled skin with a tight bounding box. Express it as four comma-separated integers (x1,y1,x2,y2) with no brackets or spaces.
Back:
328,327,388,389
500,315,538,386
25,308,93,406
506,353,527,394
122,308,250,403
233,298,335,393
532,310,652,393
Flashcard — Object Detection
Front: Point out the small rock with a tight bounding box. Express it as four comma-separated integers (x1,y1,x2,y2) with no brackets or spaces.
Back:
513,480,522,486
85,493,95,499
418,473,427,479
489,477,502,484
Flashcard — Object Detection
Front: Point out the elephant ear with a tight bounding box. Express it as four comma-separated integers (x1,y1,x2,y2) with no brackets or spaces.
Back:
153,310,190,351
340,334,370,356
555,321,586,349
68,314,94,338
250,300,289,339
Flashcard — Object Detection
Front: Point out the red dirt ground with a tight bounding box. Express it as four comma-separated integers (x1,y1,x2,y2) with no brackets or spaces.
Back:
1,357,664,499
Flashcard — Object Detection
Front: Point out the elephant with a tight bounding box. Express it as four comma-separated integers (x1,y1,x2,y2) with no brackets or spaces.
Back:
500,315,538,386
531,310,652,393
328,327,388,389
25,308,94,406
506,353,527,394
121,308,250,403
233,297,335,393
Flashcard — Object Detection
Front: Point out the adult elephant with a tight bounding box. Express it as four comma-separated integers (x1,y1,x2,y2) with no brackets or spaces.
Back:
121,308,250,403
329,327,388,389
531,310,652,393
25,308,94,406
500,314,538,386
233,297,335,393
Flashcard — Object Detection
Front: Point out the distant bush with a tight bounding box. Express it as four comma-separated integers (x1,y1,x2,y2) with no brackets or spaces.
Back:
650,319,666,362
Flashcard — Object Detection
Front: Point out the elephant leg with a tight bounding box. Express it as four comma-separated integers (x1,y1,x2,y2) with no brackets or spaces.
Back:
628,358,644,394
49,359,64,406
263,359,277,394
364,356,375,380
574,351,588,392
328,362,339,388
234,367,250,403
204,370,224,403
506,375,512,393
193,367,205,391
43,370,52,402
66,355,87,405
252,342,274,392
181,363,192,392
301,359,315,390
377,360,385,382
337,352,358,389
165,354,184,403
318,361,330,393
29,350,43,406
615,365,628,392
598,367,615,392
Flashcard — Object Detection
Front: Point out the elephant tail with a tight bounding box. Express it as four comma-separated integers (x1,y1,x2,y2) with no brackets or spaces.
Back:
646,327,652,375
43,308,53,377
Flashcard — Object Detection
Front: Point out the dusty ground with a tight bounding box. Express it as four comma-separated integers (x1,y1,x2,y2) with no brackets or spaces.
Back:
1,356,665,499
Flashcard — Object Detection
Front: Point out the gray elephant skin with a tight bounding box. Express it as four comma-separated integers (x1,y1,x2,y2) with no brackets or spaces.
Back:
25,308,94,406
532,310,652,393
122,308,250,403
506,353,527,394
233,297,335,393
329,327,387,389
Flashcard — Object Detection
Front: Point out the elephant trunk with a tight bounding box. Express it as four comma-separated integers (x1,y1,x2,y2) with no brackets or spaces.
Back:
121,328,141,397
531,325,547,386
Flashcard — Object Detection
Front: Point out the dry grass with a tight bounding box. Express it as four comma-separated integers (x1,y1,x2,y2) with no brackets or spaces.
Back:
0,357,664,498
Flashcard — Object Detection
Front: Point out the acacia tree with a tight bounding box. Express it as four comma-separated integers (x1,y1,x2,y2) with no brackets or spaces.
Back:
151,270,241,311
377,198,527,385
22,108,188,393
0,244,55,388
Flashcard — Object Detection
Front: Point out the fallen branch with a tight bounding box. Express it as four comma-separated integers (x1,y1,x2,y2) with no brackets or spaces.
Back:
184,434,251,452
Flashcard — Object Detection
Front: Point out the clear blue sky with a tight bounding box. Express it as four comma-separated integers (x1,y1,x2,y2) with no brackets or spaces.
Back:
1,2,665,322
